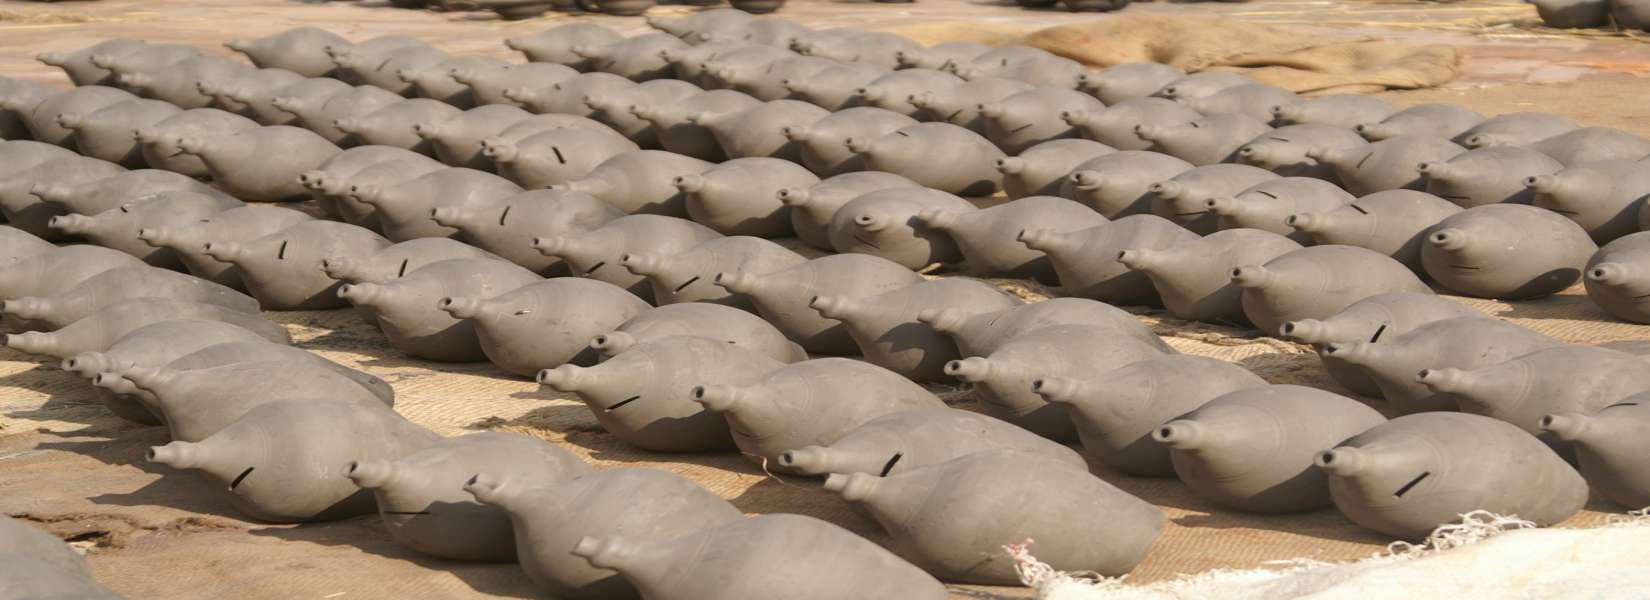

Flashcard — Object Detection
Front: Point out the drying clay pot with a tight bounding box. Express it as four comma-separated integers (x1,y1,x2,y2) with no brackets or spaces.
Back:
401,55,510,108
48,191,242,268
1138,113,1272,167
1542,398,1650,508
1309,135,1466,196
575,33,685,81
321,238,502,288
1419,345,1650,440
1148,164,1280,234
948,324,1169,441
58,98,180,166
0,244,145,302
136,108,261,176
339,258,542,362
486,126,639,188
918,196,1109,283
1020,215,1198,305
1320,316,1560,413
998,139,1116,199
780,408,1085,477
1421,204,1596,299
696,18,810,46
13,86,138,147
828,450,1161,583
715,253,923,355
1419,145,1564,207
810,278,1022,382
248,77,350,127
554,150,715,216
149,400,439,523
452,62,578,108
695,100,829,162
32,168,225,217
593,302,806,364
779,171,923,250
848,122,1005,196
355,168,524,242
0,140,77,182
1064,97,1199,152
622,236,804,308
1205,177,1354,241
179,126,342,201
334,99,460,154
506,23,624,69
434,189,624,275
4,297,288,359
197,67,306,121
851,69,964,118
1530,160,1650,243
1586,231,1650,322
1235,245,1432,335
895,42,992,71
1457,111,1579,148
118,55,253,109
60,321,294,424
304,147,446,226
1037,355,1266,476
113,357,391,443
785,107,917,176
1121,229,1303,324
154,339,391,404
797,31,920,71
511,72,640,117
712,55,834,102
0,77,54,140
1286,189,1463,270
1187,83,1301,123
908,77,1033,134
1234,124,1367,181
276,84,402,145
138,205,312,290
783,62,890,111
442,278,648,377
1078,63,1185,105
827,187,976,269
205,220,391,310
1319,412,1587,540
35,38,148,86
89,43,201,88
350,432,590,561
679,157,817,237
586,80,703,148
694,357,945,468
1156,384,1386,513
1525,127,1650,166
698,45,792,91
0,225,55,269
921,296,1173,359
1152,71,1255,101
225,27,348,77
332,42,447,97
1060,151,1195,218
658,41,750,87
954,50,1085,89
469,468,742,600
1355,104,1484,142
630,90,760,161
0,156,126,239
1271,94,1398,129
1279,291,1481,396
5,264,257,329
531,215,722,302
573,513,947,600
541,335,783,452
977,88,1102,155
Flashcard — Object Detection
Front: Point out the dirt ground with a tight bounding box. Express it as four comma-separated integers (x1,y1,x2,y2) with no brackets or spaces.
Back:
3,1,1650,599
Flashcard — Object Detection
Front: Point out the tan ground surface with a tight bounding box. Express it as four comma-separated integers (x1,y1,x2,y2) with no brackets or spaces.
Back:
3,1,1650,599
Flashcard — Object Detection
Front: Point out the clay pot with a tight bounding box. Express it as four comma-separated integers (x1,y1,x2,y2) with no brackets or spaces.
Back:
827,450,1161,583
1308,135,1466,197
350,432,590,561
179,126,342,202
0,244,146,302
576,33,686,83
810,278,1022,382
782,62,890,111
952,49,1085,89
593,302,806,364
1320,412,1587,540
1270,94,1398,129
541,335,784,451
303,147,447,227
1148,164,1281,234
695,19,810,47
847,122,1005,196
1286,189,1463,271
714,55,835,102
34,38,148,86
917,196,1109,283
435,189,623,275
196,68,307,123
1187,83,1300,123
136,108,261,176
276,84,401,145
778,408,1086,477
587,80,704,149
356,168,525,242
694,100,829,162
251,77,351,128
1152,71,1255,101
1421,204,1597,299
1037,355,1266,476
1063,98,1197,152
1235,245,1433,335
694,357,946,468
1121,229,1304,324
1419,145,1564,207
920,296,1173,358
1078,63,1185,105
117,55,254,110
1542,398,1650,509
451,63,579,108
0,225,56,270
486,127,639,190
779,171,923,250
1137,113,1272,167
222,26,346,76
679,157,817,237
330,40,447,96
11,86,138,148
1525,127,1650,166
321,238,503,289
1060,150,1194,218
851,69,964,118
4,264,257,329
334,99,461,155
33,169,227,217
629,90,760,161
58,99,180,166
1585,231,1650,323
3,298,289,359
1457,111,1579,148
47,191,242,269
442,278,648,377
894,42,992,71
1529,160,1650,243
338,258,542,362
715,253,924,355
622,236,805,309
1156,384,1386,513
138,205,314,291
1355,103,1483,142
1020,215,1198,305
506,23,624,70
906,77,1032,135
531,215,722,302
553,150,715,217
0,156,127,239
112,357,391,443
0,77,55,140
59,319,274,425
1420,345,1650,442
148,401,440,523
1278,291,1483,396
997,139,1116,199
785,107,917,176
1204,177,1354,242
796,31,919,70
827,188,976,269
977,88,1102,155
204,220,391,310
505,72,636,117
1320,316,1561,413
468,468,742,599
1234,124,1366,181
401,55,510,108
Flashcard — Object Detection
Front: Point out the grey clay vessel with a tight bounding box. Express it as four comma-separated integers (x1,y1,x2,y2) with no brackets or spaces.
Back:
351,168,524,242
0,244,144,302
3,265,258,329
1528,160,1650,243
321,238,503,286
1354,103,1483,142
60,319,274,425
338,258,541,362
1137,113,1272,167
1320,316,1560,413
1420,204,1596,299
714,253,925,355
485,126,639,190
47,190,242,269
1309,135,1466,196
785,107,917,176
778,407,1086,477
530,215,722,302
978,88,1103,155
1064,97,1200,152
432,189,624,276
621,236,805,309
1458,111,1579,149
442,278,649,377
226,27,348,77
1271,94,1397,129
592,302,807,365
1542,398,1650,509
1148,163,1280,235
908,77,1034,135
1020,215,1199,306
1205,177,1355,242
828,188,976,269
1286,189,1463,271
179,126,341,202
1418,145,1563,207
111,358,391,443
1279,291,1484,397
1079,63,1185,105
1120,228,1304,324
139,205,314,291
678,157,817,237
917,195,1110,283
778,171,924,250
553,150,716,217
203,220,391,310
847,122,1006,196
1234,123,1367,181
1584,231,1650,323
4,298,289,359
811,278,1023,382
998,139,1117,199
1418,345,1650,441
1234,245,1433,336
921,296,1174,358
1060,151,1195,218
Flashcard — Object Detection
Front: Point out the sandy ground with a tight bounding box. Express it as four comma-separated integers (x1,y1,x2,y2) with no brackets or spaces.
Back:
3,1,1650,599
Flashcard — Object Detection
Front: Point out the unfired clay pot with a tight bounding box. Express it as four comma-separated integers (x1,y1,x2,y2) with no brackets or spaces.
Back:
1234,245,1433,335
1320,316,1560,413
1585,231,1650,323
1060,151,1194,218
1120,228,1304,324
1285,189,1462,271
917,196,1110,283
715,253,924,355
778,407,1086,477
592,302,806,364
530,215,722,302
811,278,1023,382
203,220,391,310
338,258,541,362
1019,215,1199,306
1420,204,1596,299
1542,398,1650,509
